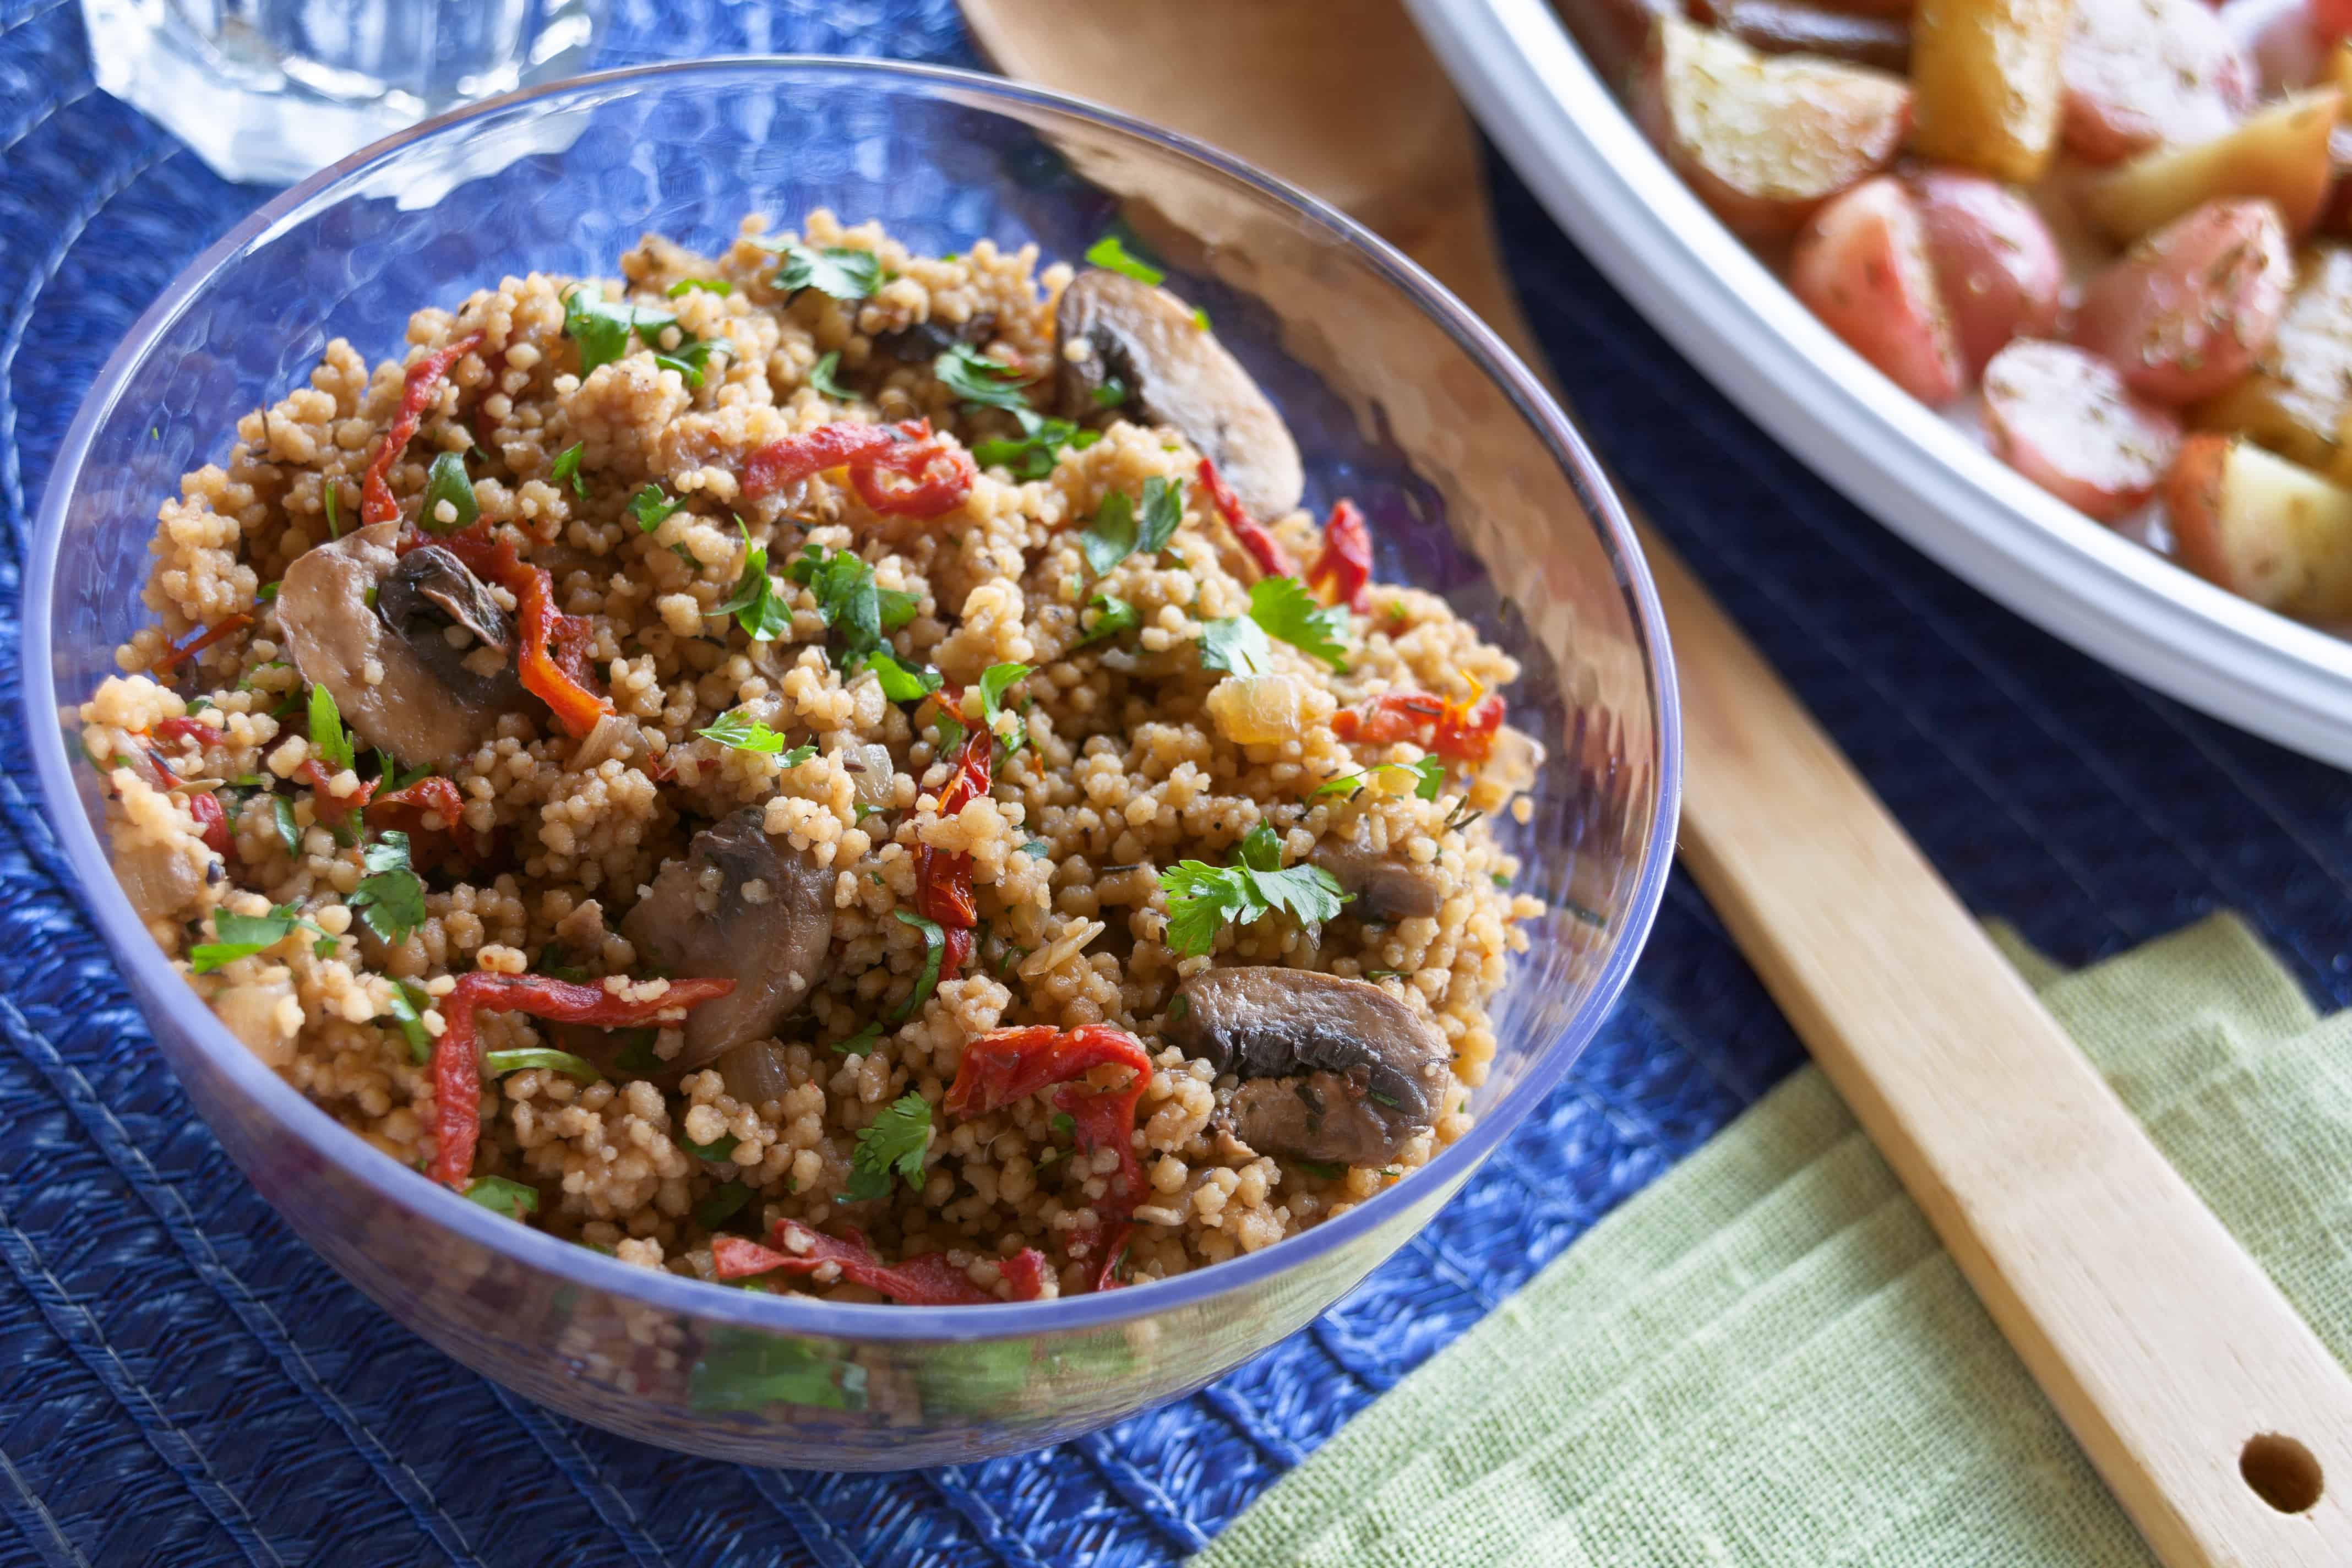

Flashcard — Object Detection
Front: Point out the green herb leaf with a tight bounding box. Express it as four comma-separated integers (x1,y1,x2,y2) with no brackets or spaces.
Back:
696,1180,753,1229
189,905,322,974
878,586,921,631
890,908,946,1021
563,284,677,375
1075,593,1139,648
482,1048,603,1084
971,406,1099,480
655,335,734,389
1248,575,1349,669
771,243,883,301
1019,839,1053,858
629,483,680,531
1199,614,1271,676
1091,377,1129,409
808,350,852,400
844,1092,932,1202
930,707,967,754
419,451,477,533
464,1174,539,1220
1081,489,1138,577
977,662,1031,750
864,649,943,703
1049,1110,1076,1138
537,943,588,982
1295,1159,1345,1180
934,342,1031,411
1085,233,1165,286
1191,306,1212,331
667,276,733,297
383,979,432,1064
550,441,587,497
834,1021,885,1055
256,581,280,605
1309,755,1447,802
784,543,905,660
716,524,791,642
350,830,427,945
681,1129,740,1162
308,685,354,772
613,1028,663,1075
696,711,798,755
1156,825,1349,957
323,482,344,540
271,795,301,857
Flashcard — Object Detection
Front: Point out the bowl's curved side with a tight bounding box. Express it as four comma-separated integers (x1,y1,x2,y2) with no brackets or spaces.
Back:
24,56,1680,1462
1409,0,2352,766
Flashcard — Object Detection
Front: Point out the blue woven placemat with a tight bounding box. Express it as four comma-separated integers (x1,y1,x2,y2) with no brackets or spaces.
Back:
3,2,2349,1564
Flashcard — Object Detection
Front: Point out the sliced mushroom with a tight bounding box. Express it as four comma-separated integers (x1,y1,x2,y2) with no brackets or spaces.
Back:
1166,967,1446,1166
1055,269,1304,519
618,806,835,1069
274,522,522,767
875,312,997,363
1309,834,1448,922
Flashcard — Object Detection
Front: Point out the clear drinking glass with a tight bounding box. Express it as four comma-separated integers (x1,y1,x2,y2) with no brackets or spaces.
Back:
81,0,607,185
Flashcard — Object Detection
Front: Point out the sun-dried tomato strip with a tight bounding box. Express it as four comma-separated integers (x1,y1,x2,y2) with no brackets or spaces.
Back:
148,614,253,676
362,333,484,526
429,972,734,1190
186,790,229,856
1330,685,1507,764
301,757,379,825
713,1221,1050,1305
1306,498,1373,613
411,526,611,739
915,727,990,977
849,430,977,518
368,775,485,864
1431,693,1506,765
152,716,215,749
1196,458,1294,579
739,421,899,499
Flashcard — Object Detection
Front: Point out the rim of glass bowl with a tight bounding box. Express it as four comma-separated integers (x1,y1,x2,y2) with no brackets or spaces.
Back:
26,56,1683,1342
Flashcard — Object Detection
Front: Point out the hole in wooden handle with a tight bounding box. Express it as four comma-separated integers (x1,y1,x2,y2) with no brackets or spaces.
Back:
2241,1435,2324,1514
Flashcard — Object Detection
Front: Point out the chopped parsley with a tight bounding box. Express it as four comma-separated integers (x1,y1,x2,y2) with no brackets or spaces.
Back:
807,350,852,400
783,543,918,661
1198,613,1272,676
833,1021,885,1055
1191,306,1212,331
667,276,733,297
696,711,813,763
696,1181,752,1229
270,796,301,857
549,442,586,497
1050,1110,1077,1138
863,649,943,703
655,334,733,389
562,284,677,376
188,904,337,974
255,581,279,604
844,1092,932,1202
1246,575,1349,669
935,342,1030,410
322,481,344,540
971,407,1099,480
383,980,432,1063
1075,593,1139,647
977,662,1031,750
481,1048,602,1084
420,451,477,532
1019,839,1053,858
1091,378,1129,409
1157,821,1349,957
464,1175,539,1220
629,483,680,532
349,830,428,945
1086,233,1164,286
1080,475,1181,577
769,243,883,301
680,1128,740,1162
716,522,792,641
1309,755,1446,802
308,685,354,772
890,908,947,1020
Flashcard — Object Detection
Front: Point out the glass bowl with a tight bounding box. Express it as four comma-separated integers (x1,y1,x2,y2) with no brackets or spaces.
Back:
24,57,1679,1468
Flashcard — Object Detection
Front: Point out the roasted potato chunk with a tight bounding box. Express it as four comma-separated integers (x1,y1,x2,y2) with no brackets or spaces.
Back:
1910,0,2071,181
1984,340,2182,520
2192,246,2352,476
1789,177,1965,402
2086,89,2340,241
2165,433,2352,615
2072,198,2293,405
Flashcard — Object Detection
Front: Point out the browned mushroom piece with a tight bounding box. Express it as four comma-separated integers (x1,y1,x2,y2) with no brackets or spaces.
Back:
1165,967,1447,1166
618,806,835,1071
274,522,524,767
1054,269,1304,520
1309,834,1448,922
874,312,997,363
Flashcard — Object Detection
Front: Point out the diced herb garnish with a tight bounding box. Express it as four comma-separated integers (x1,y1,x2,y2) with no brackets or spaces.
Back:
420,451,477,533
1191,306,1212,331
308,685,354,772
1049,1110,1077,1139
1019,839,1053,858
383,979,432,1063
188,904,335,974
550,442,587,497
890,908,946,1020
970,407,1099,480
655,335,733,389
268,794,302,857
696,711,802,756
1198,613,1271,676
1492,872,1511,888
930,705,967,753
629,483,680,531
350,830,427,945
482,1048,603,1084
562,284,677,376
770,243,883,301
256,581,280,605
808,350,852,400
322,482,343,540
1075,593,1139,647
1091,378,1129,409
783,543,910,661
1246,575,1349,670
696,1181,752,1229
1080,474,1180,577
1085,233,1164,286
1295,1160,1345,1180
864,649,943,703
716,523,792,642
667,277,733,298
935,342,1030,410
1157,821,1349,957
834,1021,884,1055
843,1092,932,1202
1309,755,1446,803
681,1129,741,1162
977,662,1031,750
464,1175,539,1220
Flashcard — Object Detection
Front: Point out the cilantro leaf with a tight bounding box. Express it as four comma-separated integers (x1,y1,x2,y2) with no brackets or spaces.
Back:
563,285,677,376
696,711,798,755
383,979,432,1063
878,586,921,631
1075,593,1138,647
978,662,1031,749
832,1021,885,1055
771,243,883,301
350,830,427,945
1248,575,1349,669
550,442,586,497
890,908,947,1021
681,1129,740,1161
629,483,680,532
464,1175,539,1221
1091,378,1129,409
1157,860,1259,957
1081,489,1137,577
785,543,907,661
971,406,1098,480
1134,475,1182,556
1199,614,1271,676
481,1048,602,1084
1156,825,1349,957
808,350,852,400
189,905,326,974
655,335,733,389
420,451,477,532
934,342,1029,410
271,795,301,857
864,650,942,703
667,277,733,297
716,524,791,642
1233,821,1284,873
844,1092,932,1202
1192,306,1212,331
1085,233,1164,286
308,685,354,772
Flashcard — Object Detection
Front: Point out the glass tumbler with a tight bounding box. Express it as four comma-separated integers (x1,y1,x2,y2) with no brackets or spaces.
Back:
81,0,607,185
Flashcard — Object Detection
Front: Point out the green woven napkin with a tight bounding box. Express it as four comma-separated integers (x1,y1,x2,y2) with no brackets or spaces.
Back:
1197,915,2352,1567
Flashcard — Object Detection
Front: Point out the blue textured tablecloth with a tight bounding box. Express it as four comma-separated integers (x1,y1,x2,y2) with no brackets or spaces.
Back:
2,2,2347,1564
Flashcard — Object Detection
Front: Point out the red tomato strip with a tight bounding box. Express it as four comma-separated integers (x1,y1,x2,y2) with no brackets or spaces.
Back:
914,727,991,978
1306,498,1373,612
301,757,379,825
713,1221,1049,1305
412,527,612,739
849,431,977,518
149,614,253,676
740,422,899,499
152,716,214,748
428,973,734,1189
368,775,486,863
1330,687,1506,764
362,333,484,526
1196,458,1294,578
186,790,230,855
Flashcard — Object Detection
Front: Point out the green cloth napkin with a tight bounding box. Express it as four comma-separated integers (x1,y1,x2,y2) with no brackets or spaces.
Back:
1197,915,2352,1567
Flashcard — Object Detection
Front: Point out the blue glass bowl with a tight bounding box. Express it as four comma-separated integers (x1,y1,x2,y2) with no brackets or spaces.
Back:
24,58,1680,1467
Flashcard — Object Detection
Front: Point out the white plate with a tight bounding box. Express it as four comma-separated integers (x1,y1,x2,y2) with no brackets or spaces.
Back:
1408,0,2352,768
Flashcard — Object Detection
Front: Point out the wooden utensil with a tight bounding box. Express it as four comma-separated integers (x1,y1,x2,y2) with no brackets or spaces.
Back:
964,2,2352,1561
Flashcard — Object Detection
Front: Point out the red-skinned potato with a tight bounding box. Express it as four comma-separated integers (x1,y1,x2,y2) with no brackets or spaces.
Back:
1983,340,2183,519
2072,198,2294,404
1632,19,1914,238
1789,177,1966,403
2165,433,2352,614
1910,170,2066,374
2062,0,2252,164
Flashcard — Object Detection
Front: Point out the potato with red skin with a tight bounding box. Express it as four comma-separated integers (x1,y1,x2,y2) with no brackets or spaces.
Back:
1789,177,1966,403
2072,198,2294,403
1909,170,2066,375
1983,340,2184,519
2165,432,2352,613
2062,0,2253,164
1633,19,1914,238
